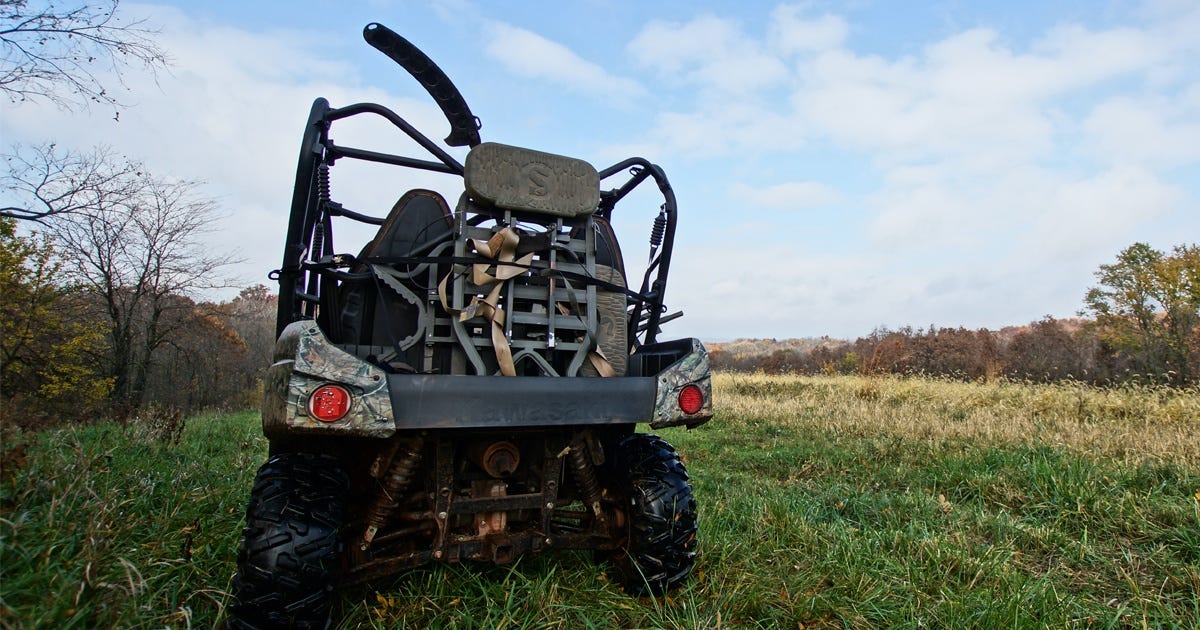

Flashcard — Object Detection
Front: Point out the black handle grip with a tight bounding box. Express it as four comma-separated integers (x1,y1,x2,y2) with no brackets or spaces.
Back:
363,22,481,147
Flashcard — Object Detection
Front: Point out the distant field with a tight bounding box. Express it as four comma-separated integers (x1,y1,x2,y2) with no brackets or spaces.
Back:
2,374,1197,628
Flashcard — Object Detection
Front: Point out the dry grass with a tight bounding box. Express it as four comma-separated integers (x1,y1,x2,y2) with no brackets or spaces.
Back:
3,377,1197,627
717,372,1200,465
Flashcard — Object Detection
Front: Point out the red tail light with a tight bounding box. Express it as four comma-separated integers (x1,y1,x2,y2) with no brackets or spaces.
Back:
678,384,704,415
309,385,351,422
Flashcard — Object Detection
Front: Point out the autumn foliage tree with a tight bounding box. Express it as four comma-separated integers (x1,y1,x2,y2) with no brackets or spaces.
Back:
0,217,111,422
1003,317,1098,382
2,213,272,425
140,286,277,411
142,297,247,410
710,244,1199,388
226,285,278,391
1083,243,1200,385
3,143,252,418
0,1,282,424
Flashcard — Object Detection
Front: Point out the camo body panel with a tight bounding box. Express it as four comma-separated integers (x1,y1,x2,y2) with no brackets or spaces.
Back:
261,320,395,438
261,360,294,437
650,339,714,429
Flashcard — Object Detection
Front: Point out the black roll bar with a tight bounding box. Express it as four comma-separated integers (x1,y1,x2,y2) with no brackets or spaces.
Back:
325,102,464,174
598,158,678,346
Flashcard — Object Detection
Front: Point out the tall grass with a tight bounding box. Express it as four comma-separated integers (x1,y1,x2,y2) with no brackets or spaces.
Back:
0,412,263,628
717,372,1200,464
2,374,1197,628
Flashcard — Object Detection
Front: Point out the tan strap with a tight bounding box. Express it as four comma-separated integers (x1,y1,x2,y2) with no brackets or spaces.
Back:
438,227,527,376
437,225,615,377
587,349,616,377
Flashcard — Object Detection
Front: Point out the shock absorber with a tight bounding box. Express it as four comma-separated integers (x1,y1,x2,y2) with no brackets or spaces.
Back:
311,220,326,262
567,435,605,523
361,438,424,550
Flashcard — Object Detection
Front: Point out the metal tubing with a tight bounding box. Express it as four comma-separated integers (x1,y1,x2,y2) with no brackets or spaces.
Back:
326,102,464,173
327,143,461,175
277,97,330,334
599,157,677,346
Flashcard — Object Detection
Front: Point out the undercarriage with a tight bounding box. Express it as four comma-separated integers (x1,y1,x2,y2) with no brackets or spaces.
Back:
343,428,627,584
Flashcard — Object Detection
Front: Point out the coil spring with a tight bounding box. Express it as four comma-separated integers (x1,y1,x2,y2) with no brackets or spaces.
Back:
310,163,330,260
311,221,325,261
567,437,603,518
317,162,331,204
649,206,667,250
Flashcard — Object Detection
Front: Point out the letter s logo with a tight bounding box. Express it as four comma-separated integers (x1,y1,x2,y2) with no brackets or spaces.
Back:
522,163,552,197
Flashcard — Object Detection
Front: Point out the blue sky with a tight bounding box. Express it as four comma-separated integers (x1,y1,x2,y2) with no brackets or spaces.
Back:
3,0,1197,340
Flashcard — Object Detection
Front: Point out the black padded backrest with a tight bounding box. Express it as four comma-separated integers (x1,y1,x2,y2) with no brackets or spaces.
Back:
593,216,626,282
365,189,453,260
339,189,452,347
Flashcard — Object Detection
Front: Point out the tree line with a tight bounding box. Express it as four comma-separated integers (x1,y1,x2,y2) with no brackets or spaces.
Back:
712,243,1200,386
8,229,1191,431
2,213,275,427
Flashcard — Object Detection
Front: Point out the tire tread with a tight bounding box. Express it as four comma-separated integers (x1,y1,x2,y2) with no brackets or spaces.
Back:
607,434,697,596
227,453,348,629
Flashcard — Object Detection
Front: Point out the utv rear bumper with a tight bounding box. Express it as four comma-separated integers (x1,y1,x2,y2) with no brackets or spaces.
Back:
262,321,712,439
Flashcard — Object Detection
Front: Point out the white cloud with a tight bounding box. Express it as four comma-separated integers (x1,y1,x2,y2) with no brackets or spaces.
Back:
483,22,644,100
662,240,1034,339
1033,24,1163,87
731,181,839,208
798,24,1164,163
627,15,788,93
666,243,885,338
1083,95,1200,167
627,14,740,75
624,12,1188,168
598,103,803,162
610,4,1197,337
4,1,1194,340
1028,166,1180,260
868,182,980,251
768,4,848,55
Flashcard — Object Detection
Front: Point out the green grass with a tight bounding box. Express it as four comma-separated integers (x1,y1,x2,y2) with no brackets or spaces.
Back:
2,374,1198,628
0,412,263,629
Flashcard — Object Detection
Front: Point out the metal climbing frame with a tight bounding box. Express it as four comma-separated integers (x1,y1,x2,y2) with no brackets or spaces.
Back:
272,97,679,372
434,204,603,376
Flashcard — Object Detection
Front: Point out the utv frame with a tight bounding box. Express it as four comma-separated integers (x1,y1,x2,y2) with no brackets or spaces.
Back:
229,23,712,629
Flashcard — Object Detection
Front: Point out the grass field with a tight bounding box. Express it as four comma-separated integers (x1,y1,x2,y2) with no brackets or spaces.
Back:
2,373,1197,628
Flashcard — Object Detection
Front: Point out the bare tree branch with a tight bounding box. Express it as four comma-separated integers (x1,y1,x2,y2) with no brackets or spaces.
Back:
0,0,170,111
43,161,242,404
1,142,142,222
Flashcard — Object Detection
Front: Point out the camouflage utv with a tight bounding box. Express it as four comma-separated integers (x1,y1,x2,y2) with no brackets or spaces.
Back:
228,23,713,628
